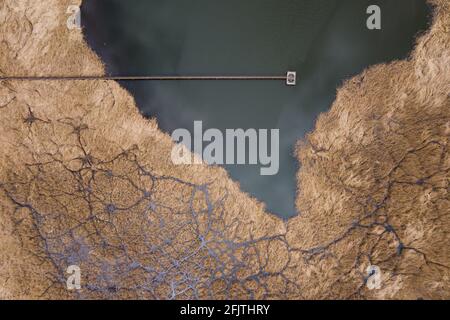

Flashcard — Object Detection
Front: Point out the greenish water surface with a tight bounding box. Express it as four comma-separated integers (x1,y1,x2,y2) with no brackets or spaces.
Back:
82,0,430,218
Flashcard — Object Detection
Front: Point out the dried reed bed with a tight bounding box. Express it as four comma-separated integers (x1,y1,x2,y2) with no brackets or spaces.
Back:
0,0,448,299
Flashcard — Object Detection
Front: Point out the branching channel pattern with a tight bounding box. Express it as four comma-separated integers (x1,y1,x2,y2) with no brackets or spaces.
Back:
0,114,298,299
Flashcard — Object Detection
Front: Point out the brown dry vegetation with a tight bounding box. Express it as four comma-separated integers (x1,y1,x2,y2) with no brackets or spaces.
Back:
0,0,448,299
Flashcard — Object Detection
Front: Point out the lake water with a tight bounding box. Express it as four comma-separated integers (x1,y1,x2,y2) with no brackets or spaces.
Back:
81,0,430,218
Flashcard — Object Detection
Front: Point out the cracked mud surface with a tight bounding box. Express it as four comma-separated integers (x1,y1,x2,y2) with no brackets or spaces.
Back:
0,0,449,299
